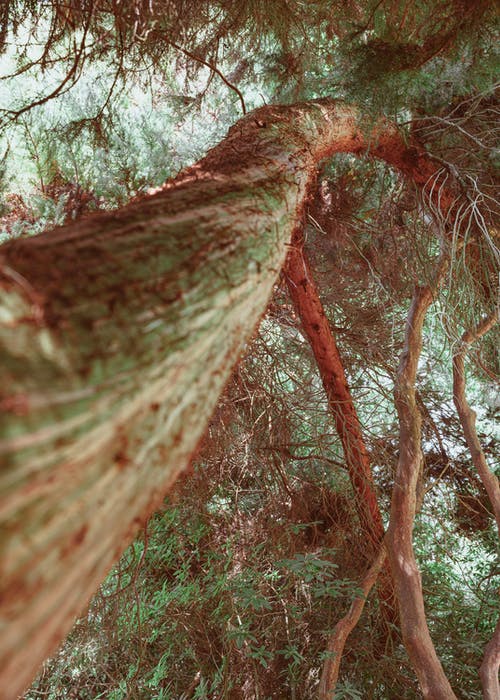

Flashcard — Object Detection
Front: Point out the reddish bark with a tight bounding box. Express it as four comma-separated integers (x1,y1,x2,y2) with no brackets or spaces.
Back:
0,99,466,698
285,240,395,699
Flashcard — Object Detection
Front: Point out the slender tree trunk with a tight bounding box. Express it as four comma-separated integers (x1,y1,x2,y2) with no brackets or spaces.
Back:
452,313,500,531
318,545,386,700
452,312,499,698
386,256,457,699
285,242,385,549
285,242,397,698
0,99,459,699
480,617,500,700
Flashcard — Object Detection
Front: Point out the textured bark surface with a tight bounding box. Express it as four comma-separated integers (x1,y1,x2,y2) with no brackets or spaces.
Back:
0,99,460,698
386,279,457,700
285,243,385,548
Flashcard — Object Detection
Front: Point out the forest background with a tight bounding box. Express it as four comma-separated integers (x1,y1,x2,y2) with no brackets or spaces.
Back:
0,2,498,699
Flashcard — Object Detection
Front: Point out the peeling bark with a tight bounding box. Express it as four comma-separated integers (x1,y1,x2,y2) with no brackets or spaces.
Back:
0,99,461,698
452,312,499,698
386,259,457,699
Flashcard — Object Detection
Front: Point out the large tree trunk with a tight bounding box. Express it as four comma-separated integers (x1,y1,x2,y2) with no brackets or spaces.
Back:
0,99,457,698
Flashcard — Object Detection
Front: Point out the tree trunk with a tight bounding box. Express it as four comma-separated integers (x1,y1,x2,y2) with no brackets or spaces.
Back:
452,313,500,532
285,245,395,568
285,242,385,549
386,264,457,700
0,99,459,699
452,312,500,698
480,617,500,700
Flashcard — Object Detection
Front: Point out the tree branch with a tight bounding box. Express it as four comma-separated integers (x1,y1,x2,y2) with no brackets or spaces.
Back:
452,311,499,699
386,253,457,699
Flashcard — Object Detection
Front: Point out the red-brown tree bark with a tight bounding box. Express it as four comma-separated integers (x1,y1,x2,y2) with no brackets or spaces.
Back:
285,241,395,698
285,243,384,548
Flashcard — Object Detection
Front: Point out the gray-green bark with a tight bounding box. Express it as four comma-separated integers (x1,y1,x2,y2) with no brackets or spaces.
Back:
0,99,457,699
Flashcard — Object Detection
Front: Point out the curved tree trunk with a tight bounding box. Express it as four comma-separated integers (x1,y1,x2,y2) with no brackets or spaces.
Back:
452,312,499,698
0,99,458,698
386,254,457,700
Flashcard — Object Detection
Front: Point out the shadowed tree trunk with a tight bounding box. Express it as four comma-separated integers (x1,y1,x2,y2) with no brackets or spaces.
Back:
0,99,459,699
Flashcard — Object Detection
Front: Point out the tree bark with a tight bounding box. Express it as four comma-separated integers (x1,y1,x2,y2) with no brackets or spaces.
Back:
285,242,396,697
386,264,457,699
285,242,385,549
452,313,500,532
452,312,499,698
480,617,500,700
0,99,460,699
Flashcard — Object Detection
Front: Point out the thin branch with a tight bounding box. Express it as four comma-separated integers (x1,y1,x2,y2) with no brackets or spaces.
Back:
452,310,499,700
169,40,247,115
318,545,386,700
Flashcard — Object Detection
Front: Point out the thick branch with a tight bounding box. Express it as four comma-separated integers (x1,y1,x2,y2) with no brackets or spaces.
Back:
285,243,384,548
